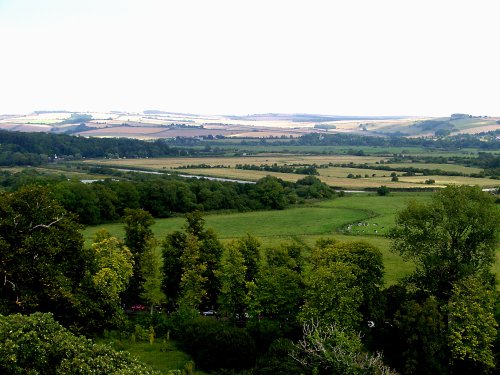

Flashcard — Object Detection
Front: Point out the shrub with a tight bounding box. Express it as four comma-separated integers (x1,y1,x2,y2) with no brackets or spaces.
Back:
0,312,160,374
377,186,390,196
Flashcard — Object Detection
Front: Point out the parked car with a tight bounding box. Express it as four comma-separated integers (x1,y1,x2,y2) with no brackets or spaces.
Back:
202,309,216,316
130,304,146,312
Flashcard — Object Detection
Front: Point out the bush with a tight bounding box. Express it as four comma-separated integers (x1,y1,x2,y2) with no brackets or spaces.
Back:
255,338,304,375
377,186,390,196
0,312,160,375
246,318,283,354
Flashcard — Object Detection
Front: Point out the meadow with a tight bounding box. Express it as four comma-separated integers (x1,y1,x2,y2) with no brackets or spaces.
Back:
84,192,437,285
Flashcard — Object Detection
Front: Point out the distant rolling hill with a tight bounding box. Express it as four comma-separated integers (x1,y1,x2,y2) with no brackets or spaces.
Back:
0,110,497,139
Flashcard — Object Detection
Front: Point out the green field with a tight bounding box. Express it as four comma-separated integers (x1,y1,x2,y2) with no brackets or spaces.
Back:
99,340,207,375
84,193,438,285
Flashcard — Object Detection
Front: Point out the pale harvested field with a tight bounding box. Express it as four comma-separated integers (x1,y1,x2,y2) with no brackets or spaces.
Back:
179,167,498,188
371,162,483,174
456,124,500,134
0,123,52,132
227,130,306,138
85,157,499,188
178,168,428,189
86,155,384,169
79,126,240,138
398,175,498,187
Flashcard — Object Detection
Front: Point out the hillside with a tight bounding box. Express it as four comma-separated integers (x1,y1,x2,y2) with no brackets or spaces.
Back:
1,110,497,139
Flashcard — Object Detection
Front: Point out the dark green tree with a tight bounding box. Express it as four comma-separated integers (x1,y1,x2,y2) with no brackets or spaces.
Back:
0,312,160,374
235,233,261,283
389,185,500,299
216,242,247,321
122,208,155,305
0,185,86,319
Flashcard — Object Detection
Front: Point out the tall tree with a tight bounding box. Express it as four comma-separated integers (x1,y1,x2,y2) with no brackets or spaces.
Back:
216,242,247,321
250,245,304,329
139,239,167,315
313,240,385,322
447,276,497,373
385,185,500,374
0,185,86,319
389,185,499,299
178,234,207,310
122,208,155,304
162,231,186,310
235,234,261,283
162,211,222,310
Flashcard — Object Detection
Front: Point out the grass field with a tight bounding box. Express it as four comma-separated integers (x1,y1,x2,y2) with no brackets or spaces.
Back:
84,193,441,285
100,340,207,375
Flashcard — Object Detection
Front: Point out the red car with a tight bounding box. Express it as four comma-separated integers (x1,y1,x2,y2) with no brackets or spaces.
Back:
130,304,146,312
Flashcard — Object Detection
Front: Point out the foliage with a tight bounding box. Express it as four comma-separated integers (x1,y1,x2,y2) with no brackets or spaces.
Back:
254,338,303,375
300,262,363,330
162,212,223,311
0,128,192,166
447,276,497,373
0,185,86,323
123,208,155,304
180,317,256,371
162,231,186,310
250,245,304,330
234,234,261,283
389,185,500,299
0,312,160,375
313,240,385,322
216,242,248,321
178,234,208,310
300,240,385,330
393,296,448,375
254,176,290,209
291,320,397,375
90,230,134,304
377,185,390,196
140,241,167,313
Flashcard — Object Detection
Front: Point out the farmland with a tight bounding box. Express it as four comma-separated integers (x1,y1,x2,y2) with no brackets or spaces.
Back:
84,154,500,189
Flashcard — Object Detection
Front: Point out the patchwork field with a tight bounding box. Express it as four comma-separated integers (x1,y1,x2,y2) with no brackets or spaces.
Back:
84,156,499,189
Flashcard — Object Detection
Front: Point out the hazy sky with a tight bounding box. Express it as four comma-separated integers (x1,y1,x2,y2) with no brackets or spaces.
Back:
0,0,498,116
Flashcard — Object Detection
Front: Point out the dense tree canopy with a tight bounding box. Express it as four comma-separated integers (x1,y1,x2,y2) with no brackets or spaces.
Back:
389,185,499,298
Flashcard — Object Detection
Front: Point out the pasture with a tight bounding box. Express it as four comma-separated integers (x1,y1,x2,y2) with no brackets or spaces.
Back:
84,192,437,285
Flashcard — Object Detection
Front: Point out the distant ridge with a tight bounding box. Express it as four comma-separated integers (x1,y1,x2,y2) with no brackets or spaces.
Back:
226,113,411,122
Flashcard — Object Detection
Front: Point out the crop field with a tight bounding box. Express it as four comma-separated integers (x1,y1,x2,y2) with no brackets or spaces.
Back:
398,175,497,187
84,155,499,188
375,162,484,174
85,155,385,169
449,117,500,131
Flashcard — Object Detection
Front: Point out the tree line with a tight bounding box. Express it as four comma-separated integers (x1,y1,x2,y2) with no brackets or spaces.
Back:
0,129,201,166
1,128,498,168
0,169,334,224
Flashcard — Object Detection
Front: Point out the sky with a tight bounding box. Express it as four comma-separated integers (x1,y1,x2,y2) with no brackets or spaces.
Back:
0,0,498,117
